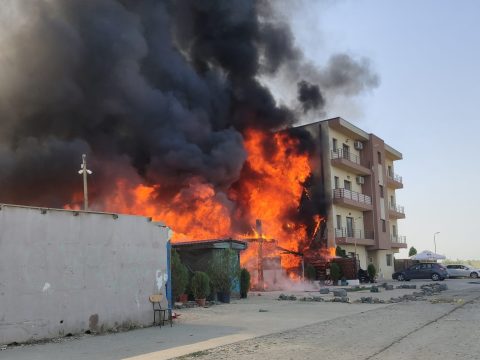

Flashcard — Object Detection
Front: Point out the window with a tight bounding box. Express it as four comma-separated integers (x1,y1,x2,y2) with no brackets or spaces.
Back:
390,195,395,206
344,180,352,190
392,225,397,238
336,215,341,229
377,151,382,164
382,220,386,232
332,138,337,152
386,254,392,266
334,176,339,189
379,185,384,198
368,257,373,263
388,165,393,177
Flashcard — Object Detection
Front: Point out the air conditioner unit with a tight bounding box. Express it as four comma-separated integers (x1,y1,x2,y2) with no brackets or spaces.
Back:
354,141,363,150
356,176,365,185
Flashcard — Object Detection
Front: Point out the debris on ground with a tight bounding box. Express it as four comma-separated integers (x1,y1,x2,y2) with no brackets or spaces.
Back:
299,296,324,302
333,289,347,297
356,297,386,304
278,294,297,301
370,286,379,293
396,284,417,289
258,309,269,312
332,296,349,303
319,288,330,294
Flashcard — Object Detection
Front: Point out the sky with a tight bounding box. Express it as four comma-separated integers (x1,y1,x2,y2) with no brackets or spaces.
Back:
286,0,480,259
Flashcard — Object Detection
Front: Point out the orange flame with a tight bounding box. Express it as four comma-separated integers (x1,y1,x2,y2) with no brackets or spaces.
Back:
67,128,324,280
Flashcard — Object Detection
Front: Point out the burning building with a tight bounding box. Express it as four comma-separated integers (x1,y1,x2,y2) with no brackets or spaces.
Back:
297,117,406,280
0,1,383,286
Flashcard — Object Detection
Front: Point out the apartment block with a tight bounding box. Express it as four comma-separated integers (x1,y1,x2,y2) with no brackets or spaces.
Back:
300,117,406,279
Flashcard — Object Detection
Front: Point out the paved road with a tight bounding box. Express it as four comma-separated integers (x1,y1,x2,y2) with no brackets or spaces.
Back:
178,285,480,360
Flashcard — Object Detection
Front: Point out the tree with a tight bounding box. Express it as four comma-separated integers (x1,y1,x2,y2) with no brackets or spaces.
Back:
207,248,240,295
330,262,342,282
367,264,377,280
336,246,346,257
171,250,189,300
240,268,251,298
408,246,418,257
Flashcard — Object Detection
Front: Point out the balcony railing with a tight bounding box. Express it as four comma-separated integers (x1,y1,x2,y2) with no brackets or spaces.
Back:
387,172,403,184
391,235,407,243
389,202,405,214
333,188,372,205
335,228,375,239
331,148,363,166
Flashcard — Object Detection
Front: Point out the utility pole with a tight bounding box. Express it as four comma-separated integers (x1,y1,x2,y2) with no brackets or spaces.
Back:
78,154,92,211
434,232,440,253
256,219,264,291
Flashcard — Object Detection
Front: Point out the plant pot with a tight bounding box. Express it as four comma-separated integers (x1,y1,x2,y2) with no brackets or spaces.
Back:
195,298,206,307
178,294,188,304
217,292,231,303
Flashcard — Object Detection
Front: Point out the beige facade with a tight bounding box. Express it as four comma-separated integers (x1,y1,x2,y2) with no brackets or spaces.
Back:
300,117,406,280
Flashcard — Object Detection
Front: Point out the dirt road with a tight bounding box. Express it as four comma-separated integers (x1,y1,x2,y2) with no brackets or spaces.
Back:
3,280,479,360
177,285,480,360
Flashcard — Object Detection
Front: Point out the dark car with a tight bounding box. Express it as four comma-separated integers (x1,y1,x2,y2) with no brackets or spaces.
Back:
392,263,449,281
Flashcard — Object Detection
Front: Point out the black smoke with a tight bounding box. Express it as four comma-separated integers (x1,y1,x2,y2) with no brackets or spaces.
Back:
0,0,378,211
297,81,324,113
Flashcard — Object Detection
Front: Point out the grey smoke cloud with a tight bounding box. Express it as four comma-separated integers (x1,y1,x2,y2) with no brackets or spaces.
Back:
0,0,379,210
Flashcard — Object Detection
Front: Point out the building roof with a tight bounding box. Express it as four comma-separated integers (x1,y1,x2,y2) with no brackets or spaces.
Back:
173,238,248,250
295,116,403,160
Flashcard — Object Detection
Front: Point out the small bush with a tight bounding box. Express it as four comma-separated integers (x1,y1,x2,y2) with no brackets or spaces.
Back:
171,250,189,299
240,268,251,298
330,262,342,282
191,271,210,299
367,264,377,280
305,264,317,281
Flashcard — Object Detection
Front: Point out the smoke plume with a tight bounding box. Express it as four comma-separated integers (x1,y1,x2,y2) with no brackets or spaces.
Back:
0,0,378,222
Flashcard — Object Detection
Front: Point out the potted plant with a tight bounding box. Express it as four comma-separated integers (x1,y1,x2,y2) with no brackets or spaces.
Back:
240,268,251,299
208,249,239,303
172,250,189,304
191,271,210,306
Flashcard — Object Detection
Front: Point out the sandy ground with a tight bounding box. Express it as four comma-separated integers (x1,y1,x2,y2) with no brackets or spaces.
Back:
2,279,479,360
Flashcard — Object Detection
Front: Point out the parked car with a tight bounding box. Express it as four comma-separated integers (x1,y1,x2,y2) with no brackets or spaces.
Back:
392,263,449,281
445,264,480,278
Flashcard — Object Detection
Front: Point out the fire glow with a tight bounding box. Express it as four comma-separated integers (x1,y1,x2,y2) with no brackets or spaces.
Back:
67,128,331,284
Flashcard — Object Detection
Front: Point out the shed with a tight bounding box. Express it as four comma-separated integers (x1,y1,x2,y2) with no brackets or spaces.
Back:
172,239,248,298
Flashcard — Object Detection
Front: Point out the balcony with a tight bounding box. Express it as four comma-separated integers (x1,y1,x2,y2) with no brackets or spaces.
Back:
333,188,373,211
335,228,375,246
389,202,406,219
387,172,403,189
391,235,407,248
331,149,371,176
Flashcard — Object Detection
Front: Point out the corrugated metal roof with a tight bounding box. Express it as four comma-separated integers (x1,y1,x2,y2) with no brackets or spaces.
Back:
172,238,248,250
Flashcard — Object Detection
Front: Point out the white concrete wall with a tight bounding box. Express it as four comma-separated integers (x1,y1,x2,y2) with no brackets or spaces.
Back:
368,250,395,280
0,205,170,344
